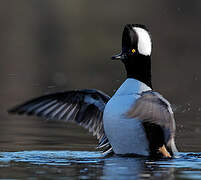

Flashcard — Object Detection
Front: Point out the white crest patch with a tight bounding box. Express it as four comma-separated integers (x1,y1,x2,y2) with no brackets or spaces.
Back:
133,27,152,56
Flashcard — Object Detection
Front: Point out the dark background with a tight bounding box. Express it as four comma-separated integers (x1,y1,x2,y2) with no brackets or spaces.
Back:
0,0,201,152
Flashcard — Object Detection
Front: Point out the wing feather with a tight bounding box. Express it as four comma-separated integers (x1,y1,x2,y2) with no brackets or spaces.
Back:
126,91,176,154
8,89,113,154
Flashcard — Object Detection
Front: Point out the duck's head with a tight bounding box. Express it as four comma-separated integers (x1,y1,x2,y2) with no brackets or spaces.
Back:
112,24,152,60
112,24,153,88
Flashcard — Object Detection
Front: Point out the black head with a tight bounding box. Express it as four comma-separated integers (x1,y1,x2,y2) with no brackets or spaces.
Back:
112,24,153,88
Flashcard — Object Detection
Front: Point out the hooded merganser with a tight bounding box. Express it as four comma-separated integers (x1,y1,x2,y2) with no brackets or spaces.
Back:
8,24,177,158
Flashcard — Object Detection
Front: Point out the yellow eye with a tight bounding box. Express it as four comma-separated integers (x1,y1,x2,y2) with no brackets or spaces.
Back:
131,49,136,53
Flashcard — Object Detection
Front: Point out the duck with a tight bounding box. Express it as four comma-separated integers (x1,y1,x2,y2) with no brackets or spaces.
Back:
8,24,177,158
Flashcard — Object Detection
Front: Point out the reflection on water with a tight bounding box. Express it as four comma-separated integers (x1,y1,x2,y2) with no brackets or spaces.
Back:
0,151,103,165
0,150,201,179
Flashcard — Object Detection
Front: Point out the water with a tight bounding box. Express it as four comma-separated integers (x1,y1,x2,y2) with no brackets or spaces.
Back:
0,150,201,179
0,119,200,179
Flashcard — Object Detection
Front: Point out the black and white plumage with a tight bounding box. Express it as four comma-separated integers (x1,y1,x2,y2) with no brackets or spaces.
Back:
8,24,177,157
8,89,113,154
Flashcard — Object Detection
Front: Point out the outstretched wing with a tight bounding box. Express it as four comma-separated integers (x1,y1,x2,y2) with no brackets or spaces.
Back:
8,89,113,154
126,91,177,155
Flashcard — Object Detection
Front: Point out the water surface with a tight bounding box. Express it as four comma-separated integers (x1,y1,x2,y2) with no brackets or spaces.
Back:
0,150,201,179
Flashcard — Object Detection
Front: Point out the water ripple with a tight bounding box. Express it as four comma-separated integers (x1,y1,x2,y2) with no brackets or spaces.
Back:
1,151,201,179
0,150,103,166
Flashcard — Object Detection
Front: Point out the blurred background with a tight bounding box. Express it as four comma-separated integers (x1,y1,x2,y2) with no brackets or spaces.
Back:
0,0,201,152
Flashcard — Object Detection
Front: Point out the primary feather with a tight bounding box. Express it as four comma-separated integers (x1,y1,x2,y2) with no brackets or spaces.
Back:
8,89,113,154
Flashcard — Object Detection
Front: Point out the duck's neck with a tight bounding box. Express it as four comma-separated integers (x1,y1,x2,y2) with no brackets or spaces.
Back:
123,55,152,88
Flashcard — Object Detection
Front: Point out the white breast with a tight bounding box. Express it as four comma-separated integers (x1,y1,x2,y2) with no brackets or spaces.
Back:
103,78,151,156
